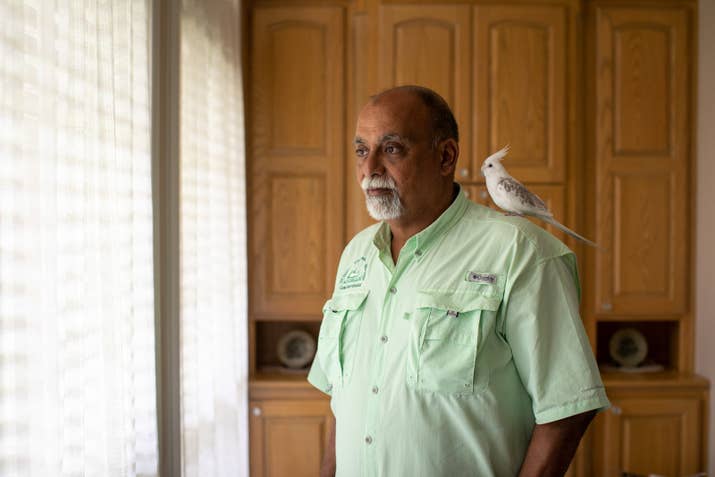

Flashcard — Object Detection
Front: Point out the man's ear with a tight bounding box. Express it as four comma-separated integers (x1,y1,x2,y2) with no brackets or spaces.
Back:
439,139,459,176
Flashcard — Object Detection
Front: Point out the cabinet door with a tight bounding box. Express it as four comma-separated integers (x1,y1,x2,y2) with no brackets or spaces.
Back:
592,6,690,316
593,397,702,477
250,7,345,318
378,5,472,179
250,399,333,477
462,184,567,242
473,5,567,183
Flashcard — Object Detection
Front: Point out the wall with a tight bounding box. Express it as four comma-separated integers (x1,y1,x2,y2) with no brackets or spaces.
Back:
695,0,715,473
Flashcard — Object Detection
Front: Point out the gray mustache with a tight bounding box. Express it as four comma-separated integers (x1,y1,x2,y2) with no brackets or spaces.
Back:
361,177,397,191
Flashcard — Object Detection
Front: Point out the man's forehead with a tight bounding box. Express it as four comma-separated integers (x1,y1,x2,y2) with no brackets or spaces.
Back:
354,133,410,145
362,92,425,118
354,99,427,143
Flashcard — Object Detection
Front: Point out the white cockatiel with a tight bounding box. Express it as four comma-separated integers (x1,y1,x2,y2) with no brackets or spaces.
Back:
481,146,599,248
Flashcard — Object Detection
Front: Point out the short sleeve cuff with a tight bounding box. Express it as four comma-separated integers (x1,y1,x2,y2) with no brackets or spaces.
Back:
534,387,610,424
307,362,333,396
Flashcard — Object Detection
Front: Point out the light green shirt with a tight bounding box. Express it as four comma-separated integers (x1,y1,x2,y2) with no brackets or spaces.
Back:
308,185,609,477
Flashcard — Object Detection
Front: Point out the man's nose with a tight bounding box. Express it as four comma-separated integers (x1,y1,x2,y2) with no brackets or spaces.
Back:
362,149,385,177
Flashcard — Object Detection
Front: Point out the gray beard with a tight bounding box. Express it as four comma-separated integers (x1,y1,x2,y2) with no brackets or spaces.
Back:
365,192,404,221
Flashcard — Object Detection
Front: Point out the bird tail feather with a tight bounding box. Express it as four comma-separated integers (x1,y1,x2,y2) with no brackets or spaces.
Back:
542,216,601,249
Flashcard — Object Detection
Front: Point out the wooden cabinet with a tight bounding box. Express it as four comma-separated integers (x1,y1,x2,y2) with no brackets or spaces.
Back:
249,6,345,319
584,5,704,476
378,4,568,184
249,386,332,477
596,398,701,476
473,5,567,183
589,5,691,318
586,0,695,375
593,375,708,477
248,7,343,472
246,1,706,476
378,5,472,176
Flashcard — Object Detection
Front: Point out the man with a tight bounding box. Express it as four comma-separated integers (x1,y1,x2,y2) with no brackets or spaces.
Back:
307,85,609,476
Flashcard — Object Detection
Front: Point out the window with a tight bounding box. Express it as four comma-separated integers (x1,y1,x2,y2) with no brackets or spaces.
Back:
0,1,248,475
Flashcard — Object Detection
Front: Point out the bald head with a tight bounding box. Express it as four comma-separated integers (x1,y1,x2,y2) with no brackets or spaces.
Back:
369,86,459,148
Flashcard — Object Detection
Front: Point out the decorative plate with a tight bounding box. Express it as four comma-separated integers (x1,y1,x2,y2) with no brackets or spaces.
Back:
609,328,648,368
277,330,316,369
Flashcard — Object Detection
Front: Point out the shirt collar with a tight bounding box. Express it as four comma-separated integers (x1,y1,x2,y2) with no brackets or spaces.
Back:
372,183,469,256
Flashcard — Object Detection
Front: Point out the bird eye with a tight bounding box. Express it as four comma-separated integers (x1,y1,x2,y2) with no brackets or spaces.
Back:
488,164,493,168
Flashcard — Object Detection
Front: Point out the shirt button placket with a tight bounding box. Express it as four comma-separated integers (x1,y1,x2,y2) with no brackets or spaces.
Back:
366,279,397,472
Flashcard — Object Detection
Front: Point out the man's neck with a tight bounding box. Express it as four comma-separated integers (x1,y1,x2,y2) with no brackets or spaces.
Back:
388,184,458,263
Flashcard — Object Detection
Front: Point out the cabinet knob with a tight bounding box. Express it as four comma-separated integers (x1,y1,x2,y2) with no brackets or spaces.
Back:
601,303,613,311
610,406,622,415
459,168,469,178
480,190,488,200
464,190,470,198
252,407,262,416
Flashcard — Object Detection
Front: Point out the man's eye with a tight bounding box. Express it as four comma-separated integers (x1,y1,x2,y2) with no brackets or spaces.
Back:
385,145,402,154
355,148,368,157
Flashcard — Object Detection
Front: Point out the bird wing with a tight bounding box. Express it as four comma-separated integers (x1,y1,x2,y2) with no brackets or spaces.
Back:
496,177,550,215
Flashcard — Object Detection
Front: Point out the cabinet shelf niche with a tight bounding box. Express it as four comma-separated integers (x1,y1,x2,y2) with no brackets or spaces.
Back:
596,321,679,374
252,321,320,379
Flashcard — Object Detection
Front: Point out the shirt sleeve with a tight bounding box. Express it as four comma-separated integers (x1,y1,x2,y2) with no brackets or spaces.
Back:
307,296,334,395
307,244,355,396
307,355,332,395
503,253,610,424
308,294,333,395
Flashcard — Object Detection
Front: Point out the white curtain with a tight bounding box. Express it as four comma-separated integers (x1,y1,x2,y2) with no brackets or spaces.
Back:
0,1,158,477
179,1,249,476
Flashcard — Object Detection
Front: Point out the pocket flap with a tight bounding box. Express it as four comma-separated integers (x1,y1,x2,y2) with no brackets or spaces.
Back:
324,289,370,312
416,289,501,312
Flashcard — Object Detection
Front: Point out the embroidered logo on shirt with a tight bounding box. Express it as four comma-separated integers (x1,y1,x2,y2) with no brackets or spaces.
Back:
338,257,368,290
465,271,497,284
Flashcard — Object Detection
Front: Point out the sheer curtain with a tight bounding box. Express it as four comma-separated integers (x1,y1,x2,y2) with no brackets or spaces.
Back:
179,1,249,476
0,2,158,477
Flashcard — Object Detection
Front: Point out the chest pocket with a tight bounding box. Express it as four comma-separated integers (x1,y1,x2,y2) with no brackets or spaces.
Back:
406,289,501,395
316,289,369,388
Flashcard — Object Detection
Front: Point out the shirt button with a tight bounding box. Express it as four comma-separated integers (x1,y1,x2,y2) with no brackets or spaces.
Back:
389,286,397,294
415,249,422,256
365,436,373,445
371,385,379,394
326,384,333,392
380,335,388,343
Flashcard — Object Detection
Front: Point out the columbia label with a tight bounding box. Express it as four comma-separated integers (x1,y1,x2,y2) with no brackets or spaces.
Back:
466,272,496,284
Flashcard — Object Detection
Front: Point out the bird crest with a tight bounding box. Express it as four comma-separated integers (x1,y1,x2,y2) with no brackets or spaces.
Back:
480,145,510,177
486,145,509,162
